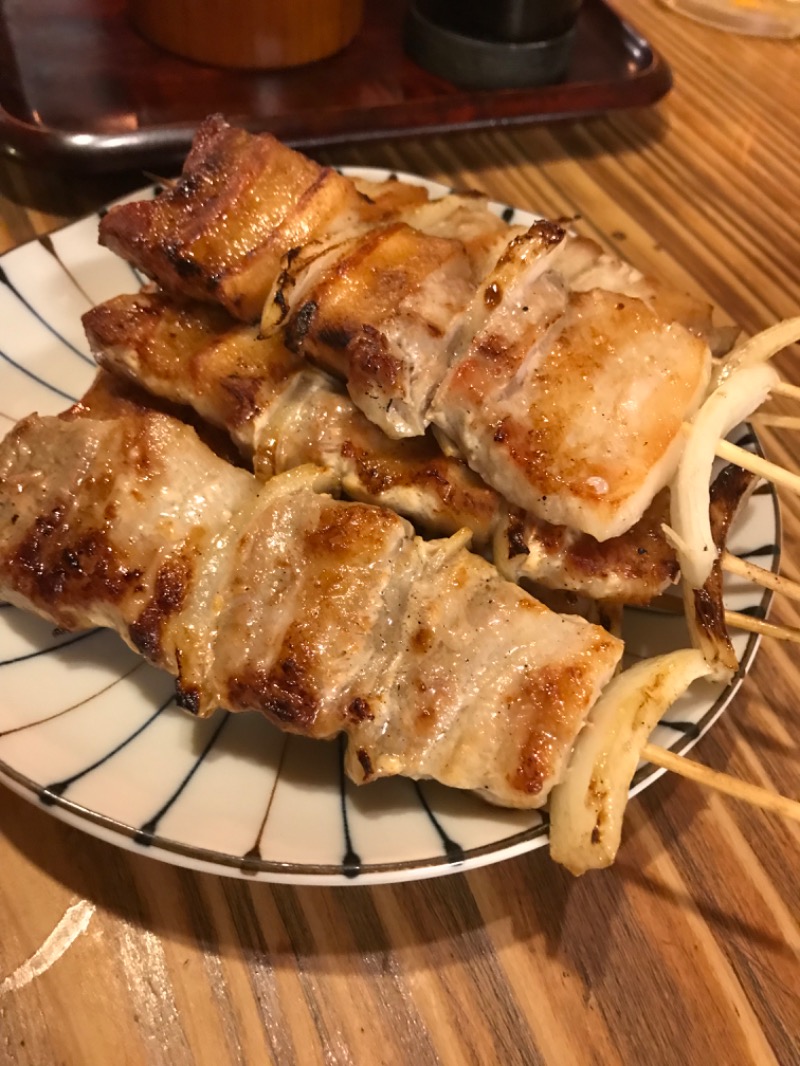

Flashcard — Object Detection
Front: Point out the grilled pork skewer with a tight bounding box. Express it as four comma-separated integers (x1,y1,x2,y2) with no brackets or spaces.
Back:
100,118,728,545
0,406,623,808
84,292,680,605
98,120,797,617
98,115,518,324
5,400,795,873
265,219,712,541
83,293,501,545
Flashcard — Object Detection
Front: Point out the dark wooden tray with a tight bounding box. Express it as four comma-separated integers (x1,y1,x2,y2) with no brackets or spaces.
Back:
0,0,671,173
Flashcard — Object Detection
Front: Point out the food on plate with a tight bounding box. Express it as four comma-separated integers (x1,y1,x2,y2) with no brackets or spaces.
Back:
549,649,713,875
667,317,800,591
84,290,683,605
100,117,722,549
5,117,797,873
427,226,711,540
98,116,363,322
83,291,500,545
679,464,758,680
0,405,622,809
265,217,713,543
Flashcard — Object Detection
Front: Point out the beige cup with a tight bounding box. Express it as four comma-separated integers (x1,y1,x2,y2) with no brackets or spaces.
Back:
131,0,364,70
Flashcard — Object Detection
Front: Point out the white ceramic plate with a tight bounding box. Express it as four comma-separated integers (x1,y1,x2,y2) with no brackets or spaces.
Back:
0,171,779,885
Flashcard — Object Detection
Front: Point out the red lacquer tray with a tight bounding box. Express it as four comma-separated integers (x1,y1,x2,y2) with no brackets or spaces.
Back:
0,0,671,173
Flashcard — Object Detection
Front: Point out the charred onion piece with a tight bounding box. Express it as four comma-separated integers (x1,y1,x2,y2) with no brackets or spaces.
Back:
682,464,758,682
548,649,713,875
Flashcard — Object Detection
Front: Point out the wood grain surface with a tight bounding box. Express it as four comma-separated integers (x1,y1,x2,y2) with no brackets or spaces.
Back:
0,1,798,1063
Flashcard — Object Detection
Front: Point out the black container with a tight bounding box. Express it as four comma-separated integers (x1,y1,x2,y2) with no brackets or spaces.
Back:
405,0,582,89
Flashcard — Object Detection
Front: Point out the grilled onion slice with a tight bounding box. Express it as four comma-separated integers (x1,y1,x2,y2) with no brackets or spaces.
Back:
549,649,713,875
713,315,800,386
666,361,778,590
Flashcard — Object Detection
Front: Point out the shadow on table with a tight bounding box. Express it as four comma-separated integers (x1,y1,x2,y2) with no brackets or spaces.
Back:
0,747,794,992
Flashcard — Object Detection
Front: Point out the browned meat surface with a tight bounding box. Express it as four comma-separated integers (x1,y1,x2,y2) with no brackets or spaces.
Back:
495,490,678,604
98,120,716,545
401,191,527,279
351,176,430,224
99,115,362,322
85,292,679,600
0,410,621,806
260,207,711,540
84,292,301,460
267,221,475,437
431,222,712,541
84,293,500,544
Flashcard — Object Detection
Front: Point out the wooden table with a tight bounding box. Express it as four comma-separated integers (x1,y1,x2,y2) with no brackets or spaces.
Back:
0,2,798,1062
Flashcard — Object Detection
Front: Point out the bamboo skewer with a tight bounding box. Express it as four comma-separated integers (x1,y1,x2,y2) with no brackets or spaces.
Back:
713,438,800,495
641,595,800,645
771,380,800,402
724,610,800,645
643,743,800,824
721,552,800,602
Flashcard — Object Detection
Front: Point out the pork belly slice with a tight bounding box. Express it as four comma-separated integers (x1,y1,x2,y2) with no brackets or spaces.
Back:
0,411,622,806
431,222,712,541
398,190,527,279
494,490,678,604
85,293,679,601
344,532,622,805
84,293,500,544
0,411,257,708
84,292,304,463
99,115,363,322
566,245,731,353
350,176,430,224
266,221,475,438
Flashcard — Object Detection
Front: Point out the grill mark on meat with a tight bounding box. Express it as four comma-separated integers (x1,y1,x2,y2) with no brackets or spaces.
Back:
304,501,396,558
285,300,318,351
347,696,373,722
6,504,142,614
176,681,203,716
348,325,401,392
484,282,502,309
411,625,434,654
129,554,194,661
565,530,678,588
340,438,466,507
356,747,374,778
226,656,318,729
506,512,530,558
220,374,264,426
0,411,624,807
272,284,289,323
508,663,586,796
478,335,511,364
100,119,363,321
317,324,354,350
163,241,205,281
496,220,565,268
